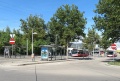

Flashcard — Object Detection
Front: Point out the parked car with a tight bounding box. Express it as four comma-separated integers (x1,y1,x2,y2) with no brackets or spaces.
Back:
107,51,117,57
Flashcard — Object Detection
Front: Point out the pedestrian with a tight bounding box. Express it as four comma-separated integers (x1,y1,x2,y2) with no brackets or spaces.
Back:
31,53,35,61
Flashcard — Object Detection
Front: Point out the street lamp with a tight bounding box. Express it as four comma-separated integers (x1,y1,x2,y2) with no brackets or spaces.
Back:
32,28,37,55
91,38,95,57
93,42,95,57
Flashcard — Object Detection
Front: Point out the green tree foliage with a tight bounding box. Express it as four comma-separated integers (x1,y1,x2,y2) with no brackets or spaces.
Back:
83,27,100,51
1,27,11,46
15,29,24,47
20,14,46,39
12,29,24,54
99,36,112,50
0,27,11,54
94,0,120,43
48,4,87,46
20,15,48,54
6,26,11,33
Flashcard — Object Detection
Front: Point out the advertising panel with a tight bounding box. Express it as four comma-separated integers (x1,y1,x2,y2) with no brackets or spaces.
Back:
41,47,49,60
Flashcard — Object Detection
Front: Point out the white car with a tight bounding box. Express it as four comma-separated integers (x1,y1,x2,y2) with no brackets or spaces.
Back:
107,51,117,57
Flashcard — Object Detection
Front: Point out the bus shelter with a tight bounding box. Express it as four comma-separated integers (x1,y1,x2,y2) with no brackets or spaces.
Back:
40,45,53,61
3,46,11,58
40,45,65,61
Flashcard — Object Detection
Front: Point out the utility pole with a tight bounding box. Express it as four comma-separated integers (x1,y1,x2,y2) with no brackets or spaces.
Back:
26,38,28,56
31,28,34,61
55,34,58,60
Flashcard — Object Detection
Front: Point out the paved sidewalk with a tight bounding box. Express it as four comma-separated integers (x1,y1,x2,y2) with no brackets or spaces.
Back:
1,55,118,67
0,55,74,66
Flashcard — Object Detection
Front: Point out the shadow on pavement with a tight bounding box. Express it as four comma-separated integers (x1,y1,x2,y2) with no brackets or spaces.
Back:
68,57,93,60
115,59,120,62
101,58,120,63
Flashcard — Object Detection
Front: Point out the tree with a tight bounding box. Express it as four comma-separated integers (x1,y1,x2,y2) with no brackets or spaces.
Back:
0,27,11,54
83,27,100,52
6,26,11,33
20,15,48,54
48,4,87,46
93,0,120,43
20,14,46,39
12,29,24,54
2,26,11,46
99,36,112,50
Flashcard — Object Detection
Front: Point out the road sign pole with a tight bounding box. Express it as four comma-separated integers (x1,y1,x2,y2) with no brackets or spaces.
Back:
9,34,15,60
111,43,116,62
12,44,13,58
113,49,115,62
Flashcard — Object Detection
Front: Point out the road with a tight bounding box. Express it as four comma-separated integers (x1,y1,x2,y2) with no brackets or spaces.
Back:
0,57,120,81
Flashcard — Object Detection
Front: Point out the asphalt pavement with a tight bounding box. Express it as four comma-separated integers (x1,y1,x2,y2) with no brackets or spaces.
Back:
0,55,74,66
0,54,120,81
0,54,120,67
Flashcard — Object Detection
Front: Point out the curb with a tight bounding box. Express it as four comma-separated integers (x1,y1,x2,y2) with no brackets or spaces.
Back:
17,60,70,66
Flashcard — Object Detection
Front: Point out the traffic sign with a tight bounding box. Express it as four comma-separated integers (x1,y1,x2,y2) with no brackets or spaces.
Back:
111,43,116,50
9,38,15,45
10,34,15,38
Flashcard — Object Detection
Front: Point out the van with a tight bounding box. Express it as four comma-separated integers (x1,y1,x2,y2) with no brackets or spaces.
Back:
107,50,117,57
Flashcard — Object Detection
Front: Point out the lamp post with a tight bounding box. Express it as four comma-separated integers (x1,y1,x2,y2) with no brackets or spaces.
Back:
32,28,33,55
32,28,37,57
93,42,95,57
26,38,28,56
90,37,95,57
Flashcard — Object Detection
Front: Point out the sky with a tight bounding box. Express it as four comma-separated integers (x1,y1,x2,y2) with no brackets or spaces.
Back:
0,0,99,33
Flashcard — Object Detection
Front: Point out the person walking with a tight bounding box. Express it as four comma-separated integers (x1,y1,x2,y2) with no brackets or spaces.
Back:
31,53,35,61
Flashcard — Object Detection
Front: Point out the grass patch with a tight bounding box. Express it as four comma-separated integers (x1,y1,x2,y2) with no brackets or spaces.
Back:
108,60,120,66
